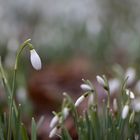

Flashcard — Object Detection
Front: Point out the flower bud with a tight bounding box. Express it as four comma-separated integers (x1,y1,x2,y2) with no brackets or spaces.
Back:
49,127,57,138
80,84,92,91
63,107,69,119
122,105,129,119
75,95,85,107
30,49,42,70
126,89,135,99
50,115,59,128
96,75,105,87
125,67,136,85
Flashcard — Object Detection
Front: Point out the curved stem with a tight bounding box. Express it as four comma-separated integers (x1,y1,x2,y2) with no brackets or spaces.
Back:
7,39,31,140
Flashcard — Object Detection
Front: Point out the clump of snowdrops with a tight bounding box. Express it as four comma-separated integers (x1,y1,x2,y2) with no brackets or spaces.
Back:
49,74,140,140
0,39,43,140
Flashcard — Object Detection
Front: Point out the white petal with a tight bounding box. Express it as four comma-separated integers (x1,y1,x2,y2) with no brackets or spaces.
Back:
122,105,129,119
132,99,140,112
63,107,69,119
96,75,105,86
80,84,92,91
30,49,42,70
50,115,59,128
75,95,85,107
125,67,136,85
49,127,57,138
109,79,120,94
126,89,135,99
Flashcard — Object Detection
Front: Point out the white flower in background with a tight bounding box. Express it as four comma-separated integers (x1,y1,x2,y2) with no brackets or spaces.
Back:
109,79,120,94
49,127,57,138
63,107,69,119
30,49,42,70
122,105,129,119
16,87,27,102
96,75,105,87
132,99,140,112
113,98,118,112
80,84,92,91
125,67,136,85
125,89,135,99
50,115,59,128
135,80,140,94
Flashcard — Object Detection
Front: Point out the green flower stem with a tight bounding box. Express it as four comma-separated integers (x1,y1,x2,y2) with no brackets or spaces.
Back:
7,39,31,140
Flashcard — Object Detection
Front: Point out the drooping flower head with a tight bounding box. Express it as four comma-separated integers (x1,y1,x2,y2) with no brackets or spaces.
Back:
30,49,42,70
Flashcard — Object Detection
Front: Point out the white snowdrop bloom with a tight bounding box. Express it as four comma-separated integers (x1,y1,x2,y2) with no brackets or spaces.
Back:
96,75,105,87
122,105,129,119
75,95,85,107
63,107,69,119
135,80,140,94
16,87,27,102
109,79,120,94
132,99,140,112
30,49,42,70
126,89,135,99
125,67,136,85
80,84,92,91
113,98,118,112
50,115,59,128
49,127,57,138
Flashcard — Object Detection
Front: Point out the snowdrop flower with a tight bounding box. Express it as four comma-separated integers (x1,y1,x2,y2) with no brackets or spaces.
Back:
80,84,92,91
75,93,89,107
50,115,59,128
125,67,136,85
49,127,58,138
109,79,120,94
125,89,135,99
96,75,105,87
113,98,118,112
30,49,42,70
132,99,140,112
63,107,69,119
16,87,27,102
122,105,129,119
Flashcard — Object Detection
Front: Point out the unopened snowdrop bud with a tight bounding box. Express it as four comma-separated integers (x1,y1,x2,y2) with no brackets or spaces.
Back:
122,105,129,119
126,89,135,99
75,93,89,107
75,95,85,107
30,49,42,70
96,75,105,87
125,67,136,85
49,127,58,138
113,98,118,112
63,107,69,119
50,115,59,128
80,84,92,91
